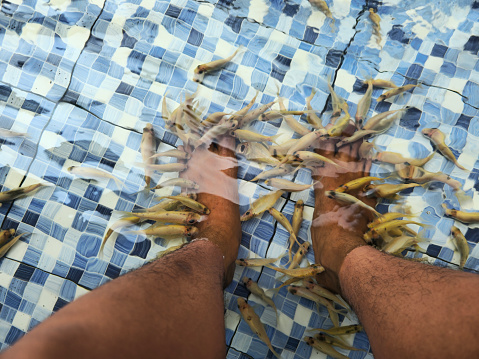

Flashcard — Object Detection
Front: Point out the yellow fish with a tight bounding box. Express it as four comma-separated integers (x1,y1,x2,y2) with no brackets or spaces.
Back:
422,128,467,171
193,46,243,83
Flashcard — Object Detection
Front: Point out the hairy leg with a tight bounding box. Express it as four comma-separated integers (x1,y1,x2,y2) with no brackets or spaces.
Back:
1,136,241,359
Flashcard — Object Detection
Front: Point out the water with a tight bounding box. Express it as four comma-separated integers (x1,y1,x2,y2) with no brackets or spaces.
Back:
0,0,478,357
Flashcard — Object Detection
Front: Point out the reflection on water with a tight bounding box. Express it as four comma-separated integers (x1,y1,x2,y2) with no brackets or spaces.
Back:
0,0,479,356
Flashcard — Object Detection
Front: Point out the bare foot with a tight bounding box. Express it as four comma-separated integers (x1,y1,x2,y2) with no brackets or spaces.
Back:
180,136,241,286
311,124,377,294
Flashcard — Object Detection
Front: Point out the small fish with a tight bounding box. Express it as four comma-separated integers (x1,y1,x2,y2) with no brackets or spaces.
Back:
0,233,26,258
364,220,427,244
127,224,198,239
294,151,342,168
277,97,311,136
260,110,310,122
377,84,420,102
238,101,276,128
155,195,210,214
327,106,351,137
451,226,470,269
150,149,191,160
304,336,349,359
237,298,283,359
305,89,324,130
314,333,366,353
368,211,417,228
355,79,373,128
369,8,381,45
233,91,259,117
242,277,278,318
335,176,384,193
287,242,310,270
250,166,294,182
68,166,123,189
337,129,379,147
422,128,467,171
309,324,363,336
118,210,202,225
161,93,172,129
236,142,281,166
282,130,326,162
141,123,156,189
269,208,300,249
196,119,238,148
150,178,199,190
265,264,324,279
0,229,15,247
193,46,243,83
0,129,29,137
265,178,315,192
327,76,345,118
232,129,282,144
325,190,380,217
366,79,397,89
309,0,335,31
382,235,418,255
362,109,405,132
135,162,188,174
358,141,377,159
269,139,301,156
442,204,479,224
288,200,305,263
304,279,350,309
364,183,423,199
235,255,283,267
240,190,284,221
0,183,49,206
100,216,141,253
202,112,229,127
395,164,462,191
373,151,435,167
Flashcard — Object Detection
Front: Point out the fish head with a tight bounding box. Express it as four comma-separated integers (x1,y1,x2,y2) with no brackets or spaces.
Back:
185,226,199,238
192,66,205,83
241,277,252,286
304,337,315,346
237,297,248,310
236,258,247,266
421,128,434,138
66,166,75,172
451,226,460,236
186,214,199,225
312,264,325,274
236,143,248,155
302,242,310,250
240,210,254,222
325,190,335,199
287,286,298,295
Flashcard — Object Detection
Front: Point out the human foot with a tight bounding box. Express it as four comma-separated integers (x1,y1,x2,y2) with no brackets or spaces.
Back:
311,124,377,294
180,135,241,286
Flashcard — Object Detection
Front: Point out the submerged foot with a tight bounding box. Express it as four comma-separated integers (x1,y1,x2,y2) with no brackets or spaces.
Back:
311,124,377,294
180,136,241,286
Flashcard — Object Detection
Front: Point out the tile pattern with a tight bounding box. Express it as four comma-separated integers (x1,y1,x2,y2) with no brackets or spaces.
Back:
0,0,478,358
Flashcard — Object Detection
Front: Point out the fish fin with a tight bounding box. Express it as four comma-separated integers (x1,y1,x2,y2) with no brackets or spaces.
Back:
99,229,114,255
455,189,471,208
270,134,283,145
131,186,152,196
115,210,135,219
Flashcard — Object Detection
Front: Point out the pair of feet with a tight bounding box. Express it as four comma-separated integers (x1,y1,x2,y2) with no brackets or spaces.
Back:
179,131,375,293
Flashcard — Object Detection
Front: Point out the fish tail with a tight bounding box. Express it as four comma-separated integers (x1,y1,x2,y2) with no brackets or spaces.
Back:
112,177,123,190
270,347,283,359
131,187,151,196
270,134,283,145
99,229,113,255
115,210,135,219
454,189,471,208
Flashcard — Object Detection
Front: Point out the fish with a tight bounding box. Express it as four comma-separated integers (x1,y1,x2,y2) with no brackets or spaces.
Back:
150,149,191,160
276,97,311,136
337,129,380,147
68,166,123,189
288,286,346,326
325,191,380,217
233,91,259,117
364,220,428,244
294,151,342,168
265,178,316,192
327,75,345,118
237,298,283,359
232,129,282,144
305,89,324,130
394,164,462,191
288,200,305,264
265,264,324,279
382,235,418,255
368,211,417,228
304,279,350,309
269,139,301,156
372,151,435,167
362,109,405,132
287,242,310,270
196,119,238,148
240,190,284,221
237,101,276,128
155,195,210,214
141,123,156,189
422,128,467,171
358,141,377,159
0,229,15,247
202,112,229,127
0,183,49,206
235,255,284,267
250,166,294,182
260,110,311,122
304,336,350,359
242,277,278,318
309,0,335,31
377,84,420,102
355,79,373,128
442,204,479,224
150,178,199,190
236,142,281,166
280,130,326,165
193,46,243,83
118,211,202,225
364,183,423,199
369,8,381,45
366,79,397,89
127,224,198,239
335,176,384,193
0,233,26,258
314,333,366,352
327,106,351,137
161,93,172,129
0,129,29,137
268,208,301,249
135,163,188,173
450,226,469,269
309,324,363,336
100,216,142,253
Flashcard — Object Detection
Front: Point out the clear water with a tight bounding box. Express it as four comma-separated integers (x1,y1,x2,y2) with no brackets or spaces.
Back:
0,0,478,357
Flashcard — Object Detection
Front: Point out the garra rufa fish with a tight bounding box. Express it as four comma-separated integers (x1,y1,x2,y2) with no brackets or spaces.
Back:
309,324,363,336
155,195,210,214
442,203,479,224
335,176,384,193
240,190,284,221
141,123,156,188
377,84,421,102
450,226,470,270
241,277,278,319
0,183,50,206
68,166,123,189
237,298,283,359
304,336,350,359
193,46,243,83
325,190,380,217
235,254,284,267
422,128,467,171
